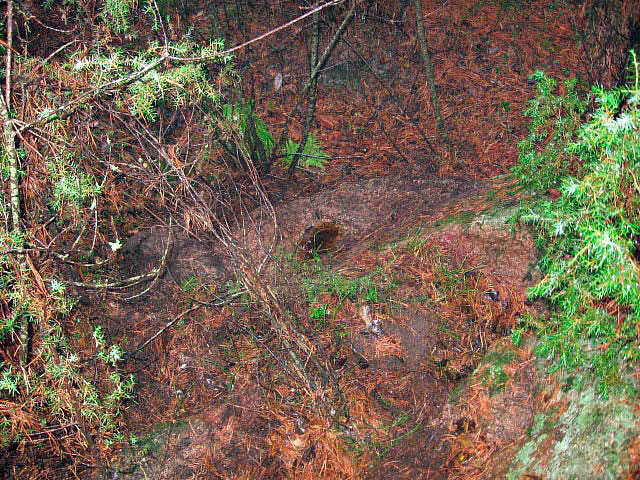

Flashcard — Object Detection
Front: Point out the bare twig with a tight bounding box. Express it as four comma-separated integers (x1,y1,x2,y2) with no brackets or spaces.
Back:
1,0,28,368
16,55,168,134
166,1,342,62
131,305,202,354
288,4,321,174
68,229,172,290
19,6,78,33
338,35,437,156
124,227,173,301
0,100,18,232
16,1,343,135
68,268,162,290
130,287,248,355
5,0,12,107
31,41,78,76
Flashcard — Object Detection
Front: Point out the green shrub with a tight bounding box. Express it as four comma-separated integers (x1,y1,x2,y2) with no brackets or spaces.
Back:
512,71,588,191
219,101,328,171
0,238,135,448
514,51,640,395
283,134,329,170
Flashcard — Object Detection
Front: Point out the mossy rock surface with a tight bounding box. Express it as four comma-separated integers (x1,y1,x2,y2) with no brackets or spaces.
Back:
450,336,640,479
505,373,638,480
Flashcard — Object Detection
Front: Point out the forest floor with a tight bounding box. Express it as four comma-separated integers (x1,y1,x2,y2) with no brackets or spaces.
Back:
243,0,585,183
103,2,587,479
4,1,600,479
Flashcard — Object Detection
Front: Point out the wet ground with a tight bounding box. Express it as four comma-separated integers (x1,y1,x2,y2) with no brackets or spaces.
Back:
3,1,597,478
88,1,586,478
90,174,541,480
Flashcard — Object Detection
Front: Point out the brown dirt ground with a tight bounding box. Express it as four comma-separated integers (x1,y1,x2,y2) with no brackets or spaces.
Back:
70,175,539,480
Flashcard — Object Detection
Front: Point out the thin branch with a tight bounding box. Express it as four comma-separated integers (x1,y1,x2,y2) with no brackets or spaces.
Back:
130,305,202,354
166,0,342,62
5,0,12,106
16,55,168,134
150,0,169,53
1,1,27,368
130,289,247,354
67,271,159,290
2,4,18,233
19,6,78,33
338,34,437,156
123,227,173,301
0,115,18,233
31,40,78,76
288,4,321,175
16,1,342,135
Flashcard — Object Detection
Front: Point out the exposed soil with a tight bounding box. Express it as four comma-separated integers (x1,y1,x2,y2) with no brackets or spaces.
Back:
79,173,540,480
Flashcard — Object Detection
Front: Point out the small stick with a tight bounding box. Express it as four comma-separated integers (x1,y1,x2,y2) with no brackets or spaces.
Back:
131,305,201,354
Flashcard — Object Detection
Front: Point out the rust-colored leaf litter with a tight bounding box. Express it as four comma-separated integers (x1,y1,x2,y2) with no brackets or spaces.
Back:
4,1,614,479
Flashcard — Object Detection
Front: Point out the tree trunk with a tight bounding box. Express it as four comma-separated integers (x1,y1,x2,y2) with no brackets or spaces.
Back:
1,0,27,367
288,6,321,175
414,0,449,149
265,0,357,175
